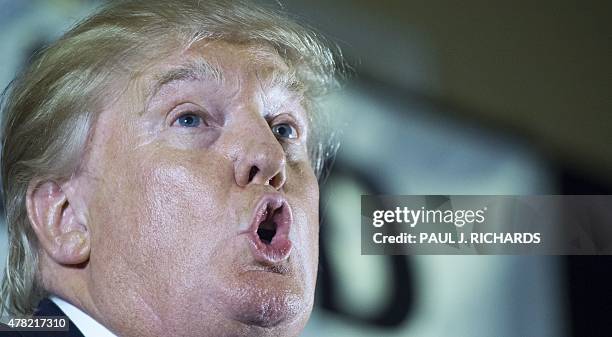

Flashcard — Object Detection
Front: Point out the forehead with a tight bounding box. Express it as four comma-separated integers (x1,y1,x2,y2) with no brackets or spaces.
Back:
135,40,301,106
185,40,289,71
153,40,292,86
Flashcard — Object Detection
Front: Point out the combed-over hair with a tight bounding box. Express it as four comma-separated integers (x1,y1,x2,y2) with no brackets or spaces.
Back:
0,0,341,317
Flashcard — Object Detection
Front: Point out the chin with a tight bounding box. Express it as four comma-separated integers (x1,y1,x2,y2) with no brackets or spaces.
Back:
213,264,310,328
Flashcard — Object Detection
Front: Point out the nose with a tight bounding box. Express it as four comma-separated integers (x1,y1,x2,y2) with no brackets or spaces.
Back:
234,126,287,190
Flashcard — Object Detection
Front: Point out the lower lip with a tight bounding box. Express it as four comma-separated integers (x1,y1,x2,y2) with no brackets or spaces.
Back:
247,231,292,265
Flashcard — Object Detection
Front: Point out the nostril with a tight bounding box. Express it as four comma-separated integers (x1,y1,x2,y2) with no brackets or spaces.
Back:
268,171,285,189
248,166,259,183
269,175,280,188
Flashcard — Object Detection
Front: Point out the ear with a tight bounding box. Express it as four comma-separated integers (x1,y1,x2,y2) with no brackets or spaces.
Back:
26,180,90,265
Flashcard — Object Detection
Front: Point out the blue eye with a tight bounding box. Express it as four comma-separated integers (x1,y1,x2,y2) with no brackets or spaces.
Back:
175,114,201,128
271,123,297,139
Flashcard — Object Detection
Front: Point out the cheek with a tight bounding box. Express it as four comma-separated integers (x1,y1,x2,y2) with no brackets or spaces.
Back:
89,147,235,292
286,161,320,284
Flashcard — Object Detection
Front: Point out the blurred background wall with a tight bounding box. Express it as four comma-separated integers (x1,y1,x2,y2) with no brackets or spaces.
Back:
1,1,611,336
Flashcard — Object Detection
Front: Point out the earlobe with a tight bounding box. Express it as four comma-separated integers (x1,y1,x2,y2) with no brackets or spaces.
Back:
26,180,90,265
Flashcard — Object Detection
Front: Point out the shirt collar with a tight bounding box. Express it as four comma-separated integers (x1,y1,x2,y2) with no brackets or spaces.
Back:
50,296,118,337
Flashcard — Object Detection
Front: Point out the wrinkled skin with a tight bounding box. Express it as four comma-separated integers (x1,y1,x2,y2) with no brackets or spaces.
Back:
41,41,320,337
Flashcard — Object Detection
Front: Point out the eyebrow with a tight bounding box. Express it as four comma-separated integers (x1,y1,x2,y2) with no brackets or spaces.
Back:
258,67,305,95
143,58,306,114
145,58,223,109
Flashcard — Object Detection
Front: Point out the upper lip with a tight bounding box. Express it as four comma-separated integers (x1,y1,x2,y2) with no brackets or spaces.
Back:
241,193,293,265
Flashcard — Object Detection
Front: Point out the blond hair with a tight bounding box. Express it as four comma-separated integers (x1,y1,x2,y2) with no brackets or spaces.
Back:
0,0,341,317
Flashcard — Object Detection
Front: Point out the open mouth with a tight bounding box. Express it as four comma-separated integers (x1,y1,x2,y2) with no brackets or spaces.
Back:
256,207,278,244
243,194,293,265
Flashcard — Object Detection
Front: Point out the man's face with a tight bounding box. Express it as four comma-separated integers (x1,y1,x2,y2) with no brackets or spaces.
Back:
80,41,319,336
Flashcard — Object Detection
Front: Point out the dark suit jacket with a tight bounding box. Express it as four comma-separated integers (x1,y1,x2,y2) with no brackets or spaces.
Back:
0,298,84,337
